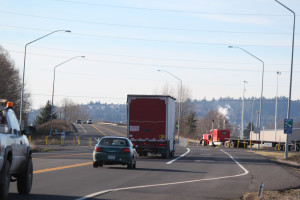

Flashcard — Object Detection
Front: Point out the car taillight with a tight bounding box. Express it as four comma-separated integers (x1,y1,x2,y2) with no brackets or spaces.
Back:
122,148,130,153
94,147,102,152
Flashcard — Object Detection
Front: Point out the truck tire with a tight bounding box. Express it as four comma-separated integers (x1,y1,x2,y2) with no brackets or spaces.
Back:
93,161,98,168
143,152,148,157
169,151,174,158
162,149,170,159
17,157,33,194
201,140,205,146
0,160,11,200
230,142,235,148
224,141,229,148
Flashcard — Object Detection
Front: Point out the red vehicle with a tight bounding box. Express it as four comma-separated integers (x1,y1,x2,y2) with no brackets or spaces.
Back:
202,129,230,146
127,95,176,158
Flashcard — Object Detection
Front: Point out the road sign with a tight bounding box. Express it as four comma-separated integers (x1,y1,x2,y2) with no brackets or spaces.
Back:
284,119,293,134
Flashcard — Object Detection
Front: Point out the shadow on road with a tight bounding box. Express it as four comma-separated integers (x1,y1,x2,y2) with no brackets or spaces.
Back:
104,166,205,174
8,193,100,200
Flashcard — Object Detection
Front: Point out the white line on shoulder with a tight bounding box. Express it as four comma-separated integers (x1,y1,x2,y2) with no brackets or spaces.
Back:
166,148,190,164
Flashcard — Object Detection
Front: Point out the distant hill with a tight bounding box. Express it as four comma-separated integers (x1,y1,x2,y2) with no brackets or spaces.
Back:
81,102,127,124
28,97,300,129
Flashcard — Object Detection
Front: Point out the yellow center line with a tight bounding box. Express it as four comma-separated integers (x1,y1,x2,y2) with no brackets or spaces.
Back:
33,162,92,174
33,153,91,160
91,124,107,135
98,124,126,137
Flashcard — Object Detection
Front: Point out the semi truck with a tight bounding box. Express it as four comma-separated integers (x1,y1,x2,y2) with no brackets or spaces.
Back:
127,95,176,158
201,128,300,151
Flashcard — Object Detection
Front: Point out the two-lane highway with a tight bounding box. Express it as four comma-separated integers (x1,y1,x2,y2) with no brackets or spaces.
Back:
8,123,300,200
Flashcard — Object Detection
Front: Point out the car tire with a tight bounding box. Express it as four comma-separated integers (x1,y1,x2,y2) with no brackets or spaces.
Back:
127,160,133,169
17,156,33,194
0,160,11,200
93,161,98,168
98,162,103,167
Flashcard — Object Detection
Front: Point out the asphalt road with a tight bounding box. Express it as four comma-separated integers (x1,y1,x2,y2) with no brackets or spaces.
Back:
8,123,300,200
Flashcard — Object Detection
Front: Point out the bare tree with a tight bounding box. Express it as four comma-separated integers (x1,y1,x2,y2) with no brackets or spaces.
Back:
0,46,31,125
60,98,89,122
153,82,175,97
195,110,232,139
154,82,194,138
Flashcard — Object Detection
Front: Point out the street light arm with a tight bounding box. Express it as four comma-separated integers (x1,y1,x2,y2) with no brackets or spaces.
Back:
157,70,182,84
25,30,71,47
228,46,264,65
54,56,85,70
275,0,296,15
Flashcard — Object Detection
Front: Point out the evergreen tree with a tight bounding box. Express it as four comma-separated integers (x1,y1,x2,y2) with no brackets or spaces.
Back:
243,122,253,139
33,100,56,126
185,111,197,135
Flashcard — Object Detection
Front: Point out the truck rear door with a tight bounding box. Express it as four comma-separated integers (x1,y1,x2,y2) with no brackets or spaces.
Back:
128,98,166,140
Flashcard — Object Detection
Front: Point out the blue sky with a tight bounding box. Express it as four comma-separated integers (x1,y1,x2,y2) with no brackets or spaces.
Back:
0,0,299,109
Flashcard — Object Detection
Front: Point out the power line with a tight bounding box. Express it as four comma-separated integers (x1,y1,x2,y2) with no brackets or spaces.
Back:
45,0,294,16
0,12,298,35
6,49,300,73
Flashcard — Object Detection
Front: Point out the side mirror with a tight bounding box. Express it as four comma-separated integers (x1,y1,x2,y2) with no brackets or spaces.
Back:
22,126,36,135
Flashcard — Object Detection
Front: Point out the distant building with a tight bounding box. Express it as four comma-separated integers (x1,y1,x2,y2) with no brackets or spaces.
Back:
250,128,300,143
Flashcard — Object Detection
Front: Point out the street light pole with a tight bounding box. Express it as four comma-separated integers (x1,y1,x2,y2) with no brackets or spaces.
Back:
250,98,255,148
241,81,247,139
20,30,71,127
49,56,85,137
274,0,296,160
229,46,264,141
157,70,182,140
275,71,281,142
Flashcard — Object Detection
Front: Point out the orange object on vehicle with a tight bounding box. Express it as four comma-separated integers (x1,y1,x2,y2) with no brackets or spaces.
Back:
6,102,13,108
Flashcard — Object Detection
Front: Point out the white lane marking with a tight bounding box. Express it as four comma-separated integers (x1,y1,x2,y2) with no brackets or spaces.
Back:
75,149,249,200
166,148,190,164
220,149,249,174
78,124,87,135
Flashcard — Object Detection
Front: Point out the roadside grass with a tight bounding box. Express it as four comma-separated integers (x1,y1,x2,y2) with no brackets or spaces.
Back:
238,189,300,200
248,150,300,166
235,150,300,200
30,142,60,152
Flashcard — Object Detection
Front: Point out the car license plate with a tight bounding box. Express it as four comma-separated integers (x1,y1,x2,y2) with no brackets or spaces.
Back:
108,155,115,160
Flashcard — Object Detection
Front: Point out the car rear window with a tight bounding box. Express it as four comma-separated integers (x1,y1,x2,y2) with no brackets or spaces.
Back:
100,138,128,147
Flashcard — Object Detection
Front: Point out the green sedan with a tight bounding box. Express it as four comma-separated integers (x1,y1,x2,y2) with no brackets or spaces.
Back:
93,136,137,169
